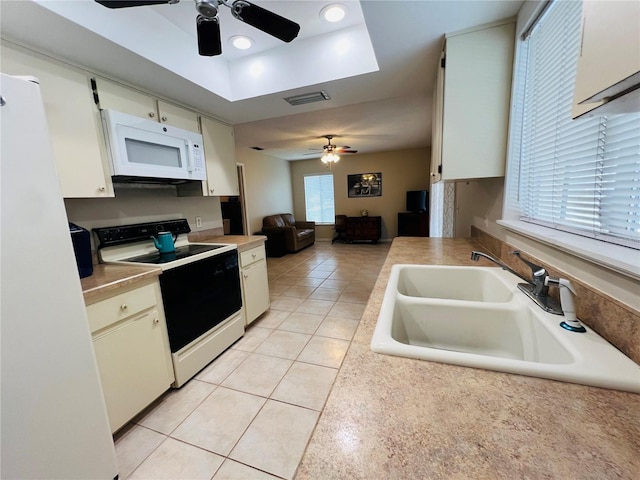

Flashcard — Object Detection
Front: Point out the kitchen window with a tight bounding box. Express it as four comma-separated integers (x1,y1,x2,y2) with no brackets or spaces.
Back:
502,0,640,276
304,173,335,224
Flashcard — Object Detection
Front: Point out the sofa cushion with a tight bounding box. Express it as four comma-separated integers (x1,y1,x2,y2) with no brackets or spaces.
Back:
281,213,296,226
296,229,314,241
263,215,285,228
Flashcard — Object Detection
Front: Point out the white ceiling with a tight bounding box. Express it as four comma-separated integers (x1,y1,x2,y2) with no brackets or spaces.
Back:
0,0,523,161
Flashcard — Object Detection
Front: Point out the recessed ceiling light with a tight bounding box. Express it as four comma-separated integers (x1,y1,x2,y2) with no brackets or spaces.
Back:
230,35,253,50
321,4,347,23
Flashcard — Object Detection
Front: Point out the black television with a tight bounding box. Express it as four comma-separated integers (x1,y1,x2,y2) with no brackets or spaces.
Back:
406,190,428,213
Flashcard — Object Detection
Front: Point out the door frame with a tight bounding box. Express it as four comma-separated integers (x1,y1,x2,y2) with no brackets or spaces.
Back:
236,163,250,235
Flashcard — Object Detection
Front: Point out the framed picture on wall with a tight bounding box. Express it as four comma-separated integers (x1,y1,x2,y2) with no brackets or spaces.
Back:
347,172,382,198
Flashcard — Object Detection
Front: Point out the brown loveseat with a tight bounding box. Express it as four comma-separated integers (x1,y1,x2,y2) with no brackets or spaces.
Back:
262,213,315,254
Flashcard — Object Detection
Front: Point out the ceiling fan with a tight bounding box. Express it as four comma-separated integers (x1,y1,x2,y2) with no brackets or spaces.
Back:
307,135,358,167
95,0,301,57
306,135,358,156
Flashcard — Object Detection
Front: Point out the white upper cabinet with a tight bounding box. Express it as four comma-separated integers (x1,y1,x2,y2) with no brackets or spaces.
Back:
572,0,640,117
430,51,446,184
1,42,113,198
432,20,515,181
93,77,200,132
157,100,201,132
200,116,239,196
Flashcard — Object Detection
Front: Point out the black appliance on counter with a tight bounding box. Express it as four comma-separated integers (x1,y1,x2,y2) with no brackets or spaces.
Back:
69,223,93,278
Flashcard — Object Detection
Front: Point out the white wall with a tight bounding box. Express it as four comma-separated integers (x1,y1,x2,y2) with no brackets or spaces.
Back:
454,178,504,237
65,186,222,248
235,149,294,235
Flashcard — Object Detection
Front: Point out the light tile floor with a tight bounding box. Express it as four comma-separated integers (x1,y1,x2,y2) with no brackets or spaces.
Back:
114,241,390,480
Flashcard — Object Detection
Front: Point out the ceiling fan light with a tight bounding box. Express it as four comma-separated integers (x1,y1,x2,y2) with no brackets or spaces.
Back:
321,4,347,23
321,152,340,164
230,35,253,50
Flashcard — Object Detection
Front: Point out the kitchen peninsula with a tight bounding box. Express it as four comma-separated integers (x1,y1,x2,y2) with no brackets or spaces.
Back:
296,237,640,479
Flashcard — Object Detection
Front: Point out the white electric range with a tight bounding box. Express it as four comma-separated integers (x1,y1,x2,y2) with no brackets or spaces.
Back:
94,219,244,387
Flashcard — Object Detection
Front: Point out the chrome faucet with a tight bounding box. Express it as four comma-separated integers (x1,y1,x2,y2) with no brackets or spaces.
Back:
470,251,531,284
470,250,563,315
510,251,548,297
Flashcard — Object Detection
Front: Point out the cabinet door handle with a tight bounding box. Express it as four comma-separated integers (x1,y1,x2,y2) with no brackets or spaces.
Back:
251,253,256,259
98,186,106,191
153,318,159,325
148,112,155,118
209,188,214,194
243,273,249,279
161,116,168,122
120,304,128,311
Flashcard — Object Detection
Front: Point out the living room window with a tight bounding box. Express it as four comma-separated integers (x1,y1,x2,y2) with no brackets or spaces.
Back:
502,0,640,275
304,173,335,224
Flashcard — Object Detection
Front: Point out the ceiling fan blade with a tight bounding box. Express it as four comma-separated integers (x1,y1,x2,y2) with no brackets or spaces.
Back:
340,150,358,154
230,1,300,43
197,15,222,56
95,0,173,8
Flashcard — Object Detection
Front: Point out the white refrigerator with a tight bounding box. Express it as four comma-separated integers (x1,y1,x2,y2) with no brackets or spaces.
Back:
0,73,119,478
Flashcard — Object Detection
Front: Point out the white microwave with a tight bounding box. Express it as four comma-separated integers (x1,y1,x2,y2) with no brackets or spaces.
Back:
101,109,207,182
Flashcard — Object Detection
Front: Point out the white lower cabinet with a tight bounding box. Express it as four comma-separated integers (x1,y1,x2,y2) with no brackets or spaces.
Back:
239,244,270,325
86,280,174,433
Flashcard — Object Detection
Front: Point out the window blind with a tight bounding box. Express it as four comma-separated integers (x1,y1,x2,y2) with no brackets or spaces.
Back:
516,0,640,249
304,174,335,224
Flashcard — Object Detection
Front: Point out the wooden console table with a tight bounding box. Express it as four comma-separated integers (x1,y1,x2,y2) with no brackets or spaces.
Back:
346,216,382,243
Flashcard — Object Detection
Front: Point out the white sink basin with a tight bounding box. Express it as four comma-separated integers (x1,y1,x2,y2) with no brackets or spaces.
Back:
371,265,640,393
396,264,514,302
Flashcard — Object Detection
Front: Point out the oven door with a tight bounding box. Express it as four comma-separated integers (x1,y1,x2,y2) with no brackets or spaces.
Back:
159,249,242,353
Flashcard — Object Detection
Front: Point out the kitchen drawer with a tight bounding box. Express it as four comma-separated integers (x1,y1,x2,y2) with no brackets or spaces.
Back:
240,245,266,268
87,283,157,333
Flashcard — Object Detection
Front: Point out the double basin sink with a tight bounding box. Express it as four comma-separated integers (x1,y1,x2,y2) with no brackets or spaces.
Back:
371,265,640,393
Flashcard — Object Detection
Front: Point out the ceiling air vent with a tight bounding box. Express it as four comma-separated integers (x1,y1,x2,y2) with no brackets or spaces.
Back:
284,90,331,106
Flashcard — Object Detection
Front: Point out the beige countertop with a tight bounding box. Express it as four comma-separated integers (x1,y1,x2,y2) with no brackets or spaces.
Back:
296,237,640,479
81,235,265,300
81,264,162,302
187,233,267,253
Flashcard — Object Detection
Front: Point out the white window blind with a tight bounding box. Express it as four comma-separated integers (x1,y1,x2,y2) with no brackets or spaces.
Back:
304,174,335,224
515,0,640,249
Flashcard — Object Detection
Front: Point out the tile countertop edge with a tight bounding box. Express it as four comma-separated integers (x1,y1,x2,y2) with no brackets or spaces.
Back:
295,237,640,480
81,235,265,300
